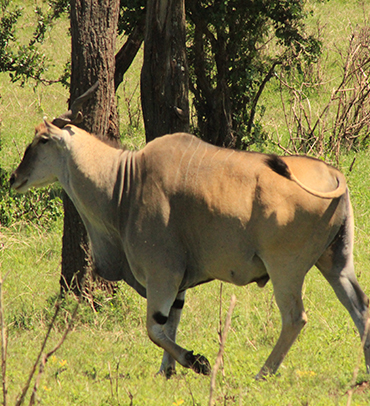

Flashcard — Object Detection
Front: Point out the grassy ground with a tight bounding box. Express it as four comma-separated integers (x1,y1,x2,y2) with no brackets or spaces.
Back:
2,218,370,405
1,0,370,405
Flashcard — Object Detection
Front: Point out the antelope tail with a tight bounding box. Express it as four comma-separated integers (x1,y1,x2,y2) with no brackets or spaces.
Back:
265,155,346,199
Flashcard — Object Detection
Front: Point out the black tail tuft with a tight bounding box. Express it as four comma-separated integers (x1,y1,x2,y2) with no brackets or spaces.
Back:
265,155,291,180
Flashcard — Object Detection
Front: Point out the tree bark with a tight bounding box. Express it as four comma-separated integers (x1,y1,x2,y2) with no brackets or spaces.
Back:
187,1,233,148
193,24,233,147
61,0,120,294
141,0,189,142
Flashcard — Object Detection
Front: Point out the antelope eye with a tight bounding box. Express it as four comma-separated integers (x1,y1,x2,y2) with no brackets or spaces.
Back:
40,137,49,144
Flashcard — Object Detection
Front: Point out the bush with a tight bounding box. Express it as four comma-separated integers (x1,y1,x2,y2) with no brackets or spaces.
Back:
274,24,370,162
0,167,63,227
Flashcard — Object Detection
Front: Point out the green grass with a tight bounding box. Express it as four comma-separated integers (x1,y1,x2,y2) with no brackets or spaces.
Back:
1,0,370,405
2,232,370,405
2,181,370,405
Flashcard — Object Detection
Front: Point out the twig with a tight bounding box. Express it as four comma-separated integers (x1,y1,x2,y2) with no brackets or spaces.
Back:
108,362,114,399
116,360,120,400
209,294,236,406
15,302,61,406
217,283,225,377
184,375,196,406
15,297,78,406
0,271,10,406
348,156,357,173
12,139,23,160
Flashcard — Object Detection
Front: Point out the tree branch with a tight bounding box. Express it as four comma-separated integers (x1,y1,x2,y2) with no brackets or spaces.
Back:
245,60,281,139
114,15,145,90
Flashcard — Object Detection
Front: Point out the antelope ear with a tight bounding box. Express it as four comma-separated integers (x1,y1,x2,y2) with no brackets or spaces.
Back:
43,119,67,143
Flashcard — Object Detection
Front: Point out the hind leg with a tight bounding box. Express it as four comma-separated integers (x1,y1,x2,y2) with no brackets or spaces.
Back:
257,269,308,378
316,219,370,373
157,291,186,378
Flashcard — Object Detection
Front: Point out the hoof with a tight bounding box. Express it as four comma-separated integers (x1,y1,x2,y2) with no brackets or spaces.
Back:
185,351,211,375
254,372,267,381
255,367,278,381
157,366,176,379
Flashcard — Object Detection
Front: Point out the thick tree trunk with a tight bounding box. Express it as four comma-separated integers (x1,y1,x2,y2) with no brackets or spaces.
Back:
70,0,120,140
61,0,120,294
60,197,88,293
141,0,189,142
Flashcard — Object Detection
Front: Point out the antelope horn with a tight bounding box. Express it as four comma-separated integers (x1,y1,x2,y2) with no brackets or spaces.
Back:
52,81,99,128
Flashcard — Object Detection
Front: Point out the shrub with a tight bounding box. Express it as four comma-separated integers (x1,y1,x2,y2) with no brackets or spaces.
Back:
0,167,63,227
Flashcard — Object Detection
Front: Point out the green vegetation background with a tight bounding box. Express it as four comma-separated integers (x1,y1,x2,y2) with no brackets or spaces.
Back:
1,0,370,405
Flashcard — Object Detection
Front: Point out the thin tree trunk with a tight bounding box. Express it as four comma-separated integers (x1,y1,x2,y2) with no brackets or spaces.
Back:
141,0,189,142
61,0,120,294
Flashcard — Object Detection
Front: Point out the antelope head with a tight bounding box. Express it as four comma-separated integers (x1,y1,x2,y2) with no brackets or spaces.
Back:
9,81,99,192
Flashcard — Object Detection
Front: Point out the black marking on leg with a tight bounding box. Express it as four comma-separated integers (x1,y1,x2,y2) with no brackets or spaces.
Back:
172,299,185,310
185,351,211,375
153,311,168,325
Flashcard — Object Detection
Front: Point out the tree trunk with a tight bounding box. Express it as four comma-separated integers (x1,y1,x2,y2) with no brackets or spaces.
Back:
61,0,120,294
187,1,234,148
141,0,189,142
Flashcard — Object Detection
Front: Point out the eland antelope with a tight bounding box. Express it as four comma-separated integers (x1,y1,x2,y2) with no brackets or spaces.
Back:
9,86,370,379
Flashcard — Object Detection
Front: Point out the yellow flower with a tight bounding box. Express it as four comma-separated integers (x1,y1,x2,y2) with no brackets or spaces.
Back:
173,400,184,406
59,359,67,367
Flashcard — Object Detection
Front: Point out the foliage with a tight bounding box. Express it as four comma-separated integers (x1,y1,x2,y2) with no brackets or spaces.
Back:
0,1,45,84
0,167,63,227
0,0,72,86
47,0,70,20
112,0,322,150
186,0,322,149
118,0,145,36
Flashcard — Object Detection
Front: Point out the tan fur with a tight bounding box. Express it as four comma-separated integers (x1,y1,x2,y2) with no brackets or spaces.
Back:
10,122,370,378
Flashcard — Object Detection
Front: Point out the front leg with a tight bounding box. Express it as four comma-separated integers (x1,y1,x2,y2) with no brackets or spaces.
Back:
158,291,186,378
146,279,211,376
